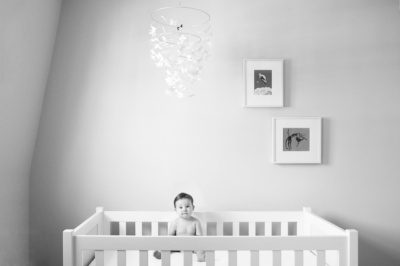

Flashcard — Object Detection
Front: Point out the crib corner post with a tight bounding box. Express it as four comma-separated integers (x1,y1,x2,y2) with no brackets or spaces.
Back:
96,207,104,235
63,229,74,266
302,207,312,236
346,229,358,266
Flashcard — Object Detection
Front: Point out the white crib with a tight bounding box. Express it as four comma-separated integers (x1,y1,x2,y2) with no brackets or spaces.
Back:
63,207,358,266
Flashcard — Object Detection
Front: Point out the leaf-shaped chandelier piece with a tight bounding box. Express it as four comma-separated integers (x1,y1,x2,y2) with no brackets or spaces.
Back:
149,4,212,98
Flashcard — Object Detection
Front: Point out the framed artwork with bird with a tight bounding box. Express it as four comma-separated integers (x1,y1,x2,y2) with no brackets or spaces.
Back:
272,117,322,164
243,59,284,107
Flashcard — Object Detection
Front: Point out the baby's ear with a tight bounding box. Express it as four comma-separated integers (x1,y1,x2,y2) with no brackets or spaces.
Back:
193,205,195,210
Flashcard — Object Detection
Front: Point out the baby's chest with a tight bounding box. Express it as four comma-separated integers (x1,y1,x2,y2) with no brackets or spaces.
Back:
176,223,196,235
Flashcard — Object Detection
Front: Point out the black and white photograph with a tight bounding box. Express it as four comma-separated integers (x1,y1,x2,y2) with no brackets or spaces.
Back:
243,59,284,107
1,1,399,266
254,70,272,95
272,117,322,164
283,128,310,152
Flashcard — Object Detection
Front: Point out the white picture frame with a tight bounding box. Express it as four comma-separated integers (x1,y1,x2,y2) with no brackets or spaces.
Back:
243,59,284,107
272,117,322,164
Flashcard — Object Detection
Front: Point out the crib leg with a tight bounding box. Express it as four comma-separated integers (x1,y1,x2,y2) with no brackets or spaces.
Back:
161,251,171,266
118,250,126,266
139,250,148,266
63,230,74,266
229,251,237,266
273,251,281,266
183,251,193,266
206,251,215,266
251,250,259,266
294,250,303,266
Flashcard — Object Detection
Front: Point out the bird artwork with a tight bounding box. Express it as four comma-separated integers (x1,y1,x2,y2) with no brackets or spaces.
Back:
284,129,310,151
254,70,272,95
258,73,267,84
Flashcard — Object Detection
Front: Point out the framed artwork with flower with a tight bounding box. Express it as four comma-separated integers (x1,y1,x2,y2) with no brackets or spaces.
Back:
272,117,322,164
243,59,284,107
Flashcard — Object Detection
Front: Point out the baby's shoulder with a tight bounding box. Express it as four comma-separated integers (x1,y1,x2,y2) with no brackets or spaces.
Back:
171,218,179,225
191,216,202,224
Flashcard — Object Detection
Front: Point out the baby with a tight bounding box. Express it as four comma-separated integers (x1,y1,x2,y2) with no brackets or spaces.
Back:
153,192,206,262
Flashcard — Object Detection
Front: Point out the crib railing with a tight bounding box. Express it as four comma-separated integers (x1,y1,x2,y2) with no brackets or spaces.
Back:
63,207,358,266
78,235,347,266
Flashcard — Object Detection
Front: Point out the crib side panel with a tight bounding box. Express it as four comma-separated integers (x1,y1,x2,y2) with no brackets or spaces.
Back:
75,235,347,252
103,212,175,236
303,211,344,236
74,235,347,266
103,211,304,238
74,208,104,236
303,210,357,266
71,209,354,266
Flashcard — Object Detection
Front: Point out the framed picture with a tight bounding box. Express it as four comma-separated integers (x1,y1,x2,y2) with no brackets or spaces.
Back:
243,59,284,107
272,117,322,164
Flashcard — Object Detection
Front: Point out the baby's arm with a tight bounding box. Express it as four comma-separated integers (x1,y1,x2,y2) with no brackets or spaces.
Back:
195,219,203,236
168,219,178,236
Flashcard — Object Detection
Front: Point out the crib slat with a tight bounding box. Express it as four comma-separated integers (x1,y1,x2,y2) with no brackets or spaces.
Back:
183,251,193,266
233,222,240,236
206,251,215,266
202,223,208,236
217,222,223,236
139,250,148,266
273,250,281,266
95,251,104,266
265,222,272,236
136,222,143,236
251,250,259,266
317,250,326,266
117,250,126,266
294,250,303,266
228,250,237,266
119,222,127,236
161,251,171,266
152,222,159,236
249,222,256,236
281,222,288,236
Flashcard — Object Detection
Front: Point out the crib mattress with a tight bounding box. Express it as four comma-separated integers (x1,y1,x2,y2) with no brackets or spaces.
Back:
88,250,320,266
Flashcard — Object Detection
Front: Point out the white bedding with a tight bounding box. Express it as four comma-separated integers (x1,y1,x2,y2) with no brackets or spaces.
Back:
88,250,320,266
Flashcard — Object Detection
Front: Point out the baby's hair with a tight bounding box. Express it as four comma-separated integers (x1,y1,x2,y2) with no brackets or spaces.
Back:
174,192,194,207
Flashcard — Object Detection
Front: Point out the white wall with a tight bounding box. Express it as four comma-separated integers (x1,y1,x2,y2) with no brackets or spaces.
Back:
0,0,62,265
30,0,400,265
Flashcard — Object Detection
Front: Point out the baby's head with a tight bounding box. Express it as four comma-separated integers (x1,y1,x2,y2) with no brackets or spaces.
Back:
174,192,195,219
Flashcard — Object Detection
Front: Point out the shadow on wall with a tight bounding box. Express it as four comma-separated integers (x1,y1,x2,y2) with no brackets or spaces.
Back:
324,215,400,266
359,237,400,266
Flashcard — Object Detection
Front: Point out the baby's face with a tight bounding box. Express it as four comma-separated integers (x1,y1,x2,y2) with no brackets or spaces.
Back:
175,198,194,219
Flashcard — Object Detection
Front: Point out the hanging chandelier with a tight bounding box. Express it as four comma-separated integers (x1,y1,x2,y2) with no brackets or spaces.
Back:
149,3,212,98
